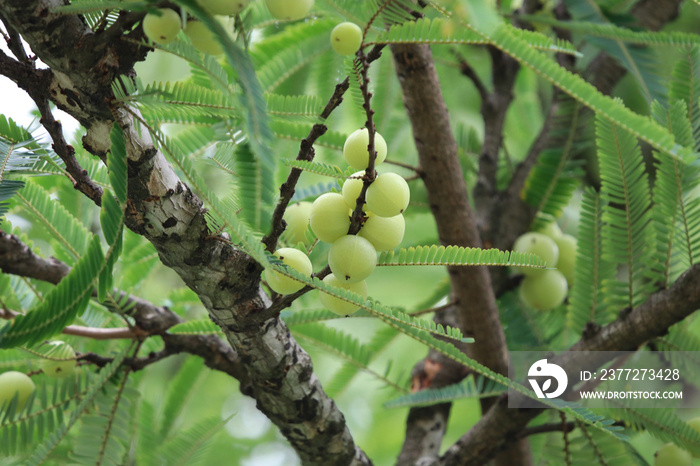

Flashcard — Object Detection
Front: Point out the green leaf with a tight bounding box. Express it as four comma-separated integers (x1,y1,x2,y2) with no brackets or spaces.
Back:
376,245,546,270
292,323,406,394
159,415,232,466
14,181,92,264
604,407,700,456
650,99,700,287
670,46,700,150
566,188,616,334
0,237,103,348
374,18,580,56
385,374,506,408
523,95,585,227
26,345,132,465
473,23,689,162
167,319,223,336
234,142,276,231
596,113,654,310
282,159,348,179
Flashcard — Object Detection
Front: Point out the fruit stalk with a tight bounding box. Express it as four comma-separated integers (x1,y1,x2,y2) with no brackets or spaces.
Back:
348,48,379,235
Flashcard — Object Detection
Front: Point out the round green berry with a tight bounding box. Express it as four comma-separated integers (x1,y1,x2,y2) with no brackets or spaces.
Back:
358,213,405,251
310,193,351,243
40,341,77,378
365,172,410,218
537,220,562,240
264,0,313,20
328,235,377,283
555,234,576,285
184,20,224,55
342,171,365,210
512,232,559,276
0,371,35,411
143,8,182,45
283,202,312,246
519,269,568,311
199,0,250,15
331,22,363,56
319,273,367,316
264,248,312,294
343,128,387,170
654,442,691,466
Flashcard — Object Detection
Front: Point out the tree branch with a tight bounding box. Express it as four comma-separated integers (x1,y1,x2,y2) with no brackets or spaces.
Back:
0,229,246,379
390,42,532,465
438,263,700,465
0,2,372,461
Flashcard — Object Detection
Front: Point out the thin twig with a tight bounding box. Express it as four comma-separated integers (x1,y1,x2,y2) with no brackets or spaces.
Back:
262,44,386,252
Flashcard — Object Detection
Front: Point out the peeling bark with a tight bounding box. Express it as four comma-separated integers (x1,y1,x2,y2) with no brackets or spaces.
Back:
0,1,369,463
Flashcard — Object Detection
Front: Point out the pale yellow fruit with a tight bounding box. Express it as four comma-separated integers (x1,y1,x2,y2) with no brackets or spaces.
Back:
0,371,35,411
199,0,250,15
319,274,367,316
264,0,313,20
654,442,691,466
143,8,181,45
342,171,366,210
310,193,351,243
343,128,387,170
283,202,312,245
358,213,405,251
365,172,410,218
40,341,77,378
184,20,224,55
331,22,363,56
328,235,377,283
264,248,312,294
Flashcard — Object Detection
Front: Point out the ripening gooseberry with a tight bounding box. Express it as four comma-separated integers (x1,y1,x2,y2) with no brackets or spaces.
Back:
184,20,224,55
198,0,250,15
40,341,77,378
342,171,365,210
555,234,577,284
328,235,377,283
687,418,700,458
310,193,351,243
319,273,367,316
537,221,562,240
512,232,559,277
365,172,410,218
343,128,387,170
264,0,314,20
519,269,568,311
331,22,363,56
0,371,35,411
143,8,182,45
654,442,691,466
283,202,312,245
264,248,312,294
359,213,405,251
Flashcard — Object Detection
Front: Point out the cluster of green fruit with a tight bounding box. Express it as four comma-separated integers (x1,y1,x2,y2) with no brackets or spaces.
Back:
0,341,77,412
266,128,409,316
141,0,315,54
512,222,576,311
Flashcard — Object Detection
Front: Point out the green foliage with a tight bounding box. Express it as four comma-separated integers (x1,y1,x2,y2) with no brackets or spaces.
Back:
566,188,615,334
384,374,506,409
376,244,546,269
596,113,654,310
6,0,700,463
523,95,585,228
